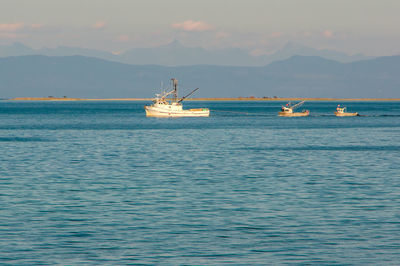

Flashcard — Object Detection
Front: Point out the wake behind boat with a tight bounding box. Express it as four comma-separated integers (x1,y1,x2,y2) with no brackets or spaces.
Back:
144,78,210,117
278,101,310,117
334,105,358,116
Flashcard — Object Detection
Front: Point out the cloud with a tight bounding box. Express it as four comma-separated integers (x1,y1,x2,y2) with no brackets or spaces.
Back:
92,21,107,30
111,50,123,55
250,48,270,57
0,22,44,39
30,23,44,29
172,20,214,32
116,34,130,42
323,29,334,39
216,31,230,39
0,23,45,33
269,32,284,38
0,23,24,32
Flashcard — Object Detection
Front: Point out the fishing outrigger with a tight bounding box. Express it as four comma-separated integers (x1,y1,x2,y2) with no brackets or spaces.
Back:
144,78,210,117
334,105,358,116
278,100,310,117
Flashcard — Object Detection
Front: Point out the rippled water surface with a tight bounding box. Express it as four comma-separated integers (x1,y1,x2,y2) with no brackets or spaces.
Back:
1,100,400,265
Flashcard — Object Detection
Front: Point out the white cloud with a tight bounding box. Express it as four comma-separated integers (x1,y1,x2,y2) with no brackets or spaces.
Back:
115,34,130,42
215,31,230,39
172,20,214,32
323,29,334,39
92,21,107,30
270,32,284,38
0,23,24,32
0,22,45,39
30,23,45,29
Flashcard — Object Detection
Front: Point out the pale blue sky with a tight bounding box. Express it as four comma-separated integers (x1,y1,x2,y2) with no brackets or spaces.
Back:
1,0,399,56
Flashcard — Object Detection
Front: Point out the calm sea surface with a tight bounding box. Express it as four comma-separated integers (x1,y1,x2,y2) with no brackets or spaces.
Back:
1,100,400,265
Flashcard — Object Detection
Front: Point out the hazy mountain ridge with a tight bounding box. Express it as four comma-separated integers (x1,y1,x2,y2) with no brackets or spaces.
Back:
0,41,371,66
0,54,399,98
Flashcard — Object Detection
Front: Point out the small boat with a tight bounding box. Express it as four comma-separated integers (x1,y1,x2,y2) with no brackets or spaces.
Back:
144,78,210,117
334,105,358,116
278,101,309,117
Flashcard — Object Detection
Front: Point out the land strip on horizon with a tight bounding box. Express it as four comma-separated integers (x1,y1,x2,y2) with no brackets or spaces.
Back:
8,97,400,101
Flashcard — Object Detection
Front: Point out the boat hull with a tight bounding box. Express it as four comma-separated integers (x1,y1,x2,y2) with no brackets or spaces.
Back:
145,106,210,117
278,111,310,117
335,112,358,117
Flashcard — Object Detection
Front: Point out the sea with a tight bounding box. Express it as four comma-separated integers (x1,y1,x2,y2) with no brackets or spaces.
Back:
1,100,400,265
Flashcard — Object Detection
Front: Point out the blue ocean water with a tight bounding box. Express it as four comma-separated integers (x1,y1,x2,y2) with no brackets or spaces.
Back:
1,100,400,265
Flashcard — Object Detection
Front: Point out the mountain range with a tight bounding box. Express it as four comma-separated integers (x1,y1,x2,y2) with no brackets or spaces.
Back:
0,41,370,67
0,54,399,98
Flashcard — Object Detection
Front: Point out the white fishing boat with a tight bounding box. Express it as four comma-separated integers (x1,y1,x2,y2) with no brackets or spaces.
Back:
334,105,358,116
144,78,210,117
278,101,309,117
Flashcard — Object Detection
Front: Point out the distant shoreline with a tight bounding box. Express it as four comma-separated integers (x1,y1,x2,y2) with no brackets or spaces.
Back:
8,97,400,101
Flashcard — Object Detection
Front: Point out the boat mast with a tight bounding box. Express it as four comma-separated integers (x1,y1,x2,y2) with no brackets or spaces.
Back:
171,78,178,102
291,100,305,110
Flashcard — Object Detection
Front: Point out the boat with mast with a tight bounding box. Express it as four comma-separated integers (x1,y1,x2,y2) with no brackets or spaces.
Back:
278,100,310,117
144,78,210,117
334,105,358,116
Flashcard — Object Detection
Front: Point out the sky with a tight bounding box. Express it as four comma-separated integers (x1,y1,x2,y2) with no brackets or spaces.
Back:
1,0,400,56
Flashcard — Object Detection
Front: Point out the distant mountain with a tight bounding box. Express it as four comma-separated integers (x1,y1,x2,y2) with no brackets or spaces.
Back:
104,40,372,66
38,46,117,61
0,41,370,66
0,42,36,57
0,42,118,62
264,42,369,64
0,55,399,98
262,55,400,97
119,40,262,66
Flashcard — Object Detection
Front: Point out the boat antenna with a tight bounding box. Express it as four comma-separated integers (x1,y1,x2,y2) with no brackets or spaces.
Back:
171,78,178,102
178,88,199,103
